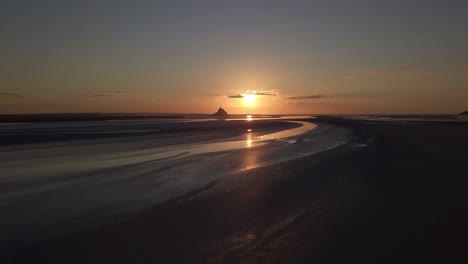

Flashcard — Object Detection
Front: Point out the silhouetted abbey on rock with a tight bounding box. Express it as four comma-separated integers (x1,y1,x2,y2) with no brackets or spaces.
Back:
212,106,229,118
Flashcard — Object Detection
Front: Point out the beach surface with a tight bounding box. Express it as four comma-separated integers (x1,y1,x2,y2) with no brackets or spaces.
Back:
2,116,468,263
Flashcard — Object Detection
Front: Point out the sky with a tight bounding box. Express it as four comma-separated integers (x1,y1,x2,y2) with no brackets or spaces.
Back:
1,0,467,114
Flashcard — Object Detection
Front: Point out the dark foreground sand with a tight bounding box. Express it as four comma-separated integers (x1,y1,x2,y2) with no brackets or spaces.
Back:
4,117,468,263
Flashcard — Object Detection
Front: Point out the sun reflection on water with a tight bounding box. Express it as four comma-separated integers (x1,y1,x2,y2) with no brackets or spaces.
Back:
246,115,252,121
242,131,259,170
246,131,253,148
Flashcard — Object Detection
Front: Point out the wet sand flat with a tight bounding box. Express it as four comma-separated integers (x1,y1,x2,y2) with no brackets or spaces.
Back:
3,117,468,263
0,118,350,255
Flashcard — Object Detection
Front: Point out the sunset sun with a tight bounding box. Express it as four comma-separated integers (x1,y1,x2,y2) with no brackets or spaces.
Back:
244,94,256,106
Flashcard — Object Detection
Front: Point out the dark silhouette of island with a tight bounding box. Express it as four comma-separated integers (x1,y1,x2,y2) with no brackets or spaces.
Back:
212,106,229,118
460,111,468,115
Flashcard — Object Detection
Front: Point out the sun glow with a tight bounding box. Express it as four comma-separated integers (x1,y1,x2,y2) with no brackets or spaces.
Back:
244,94,256,106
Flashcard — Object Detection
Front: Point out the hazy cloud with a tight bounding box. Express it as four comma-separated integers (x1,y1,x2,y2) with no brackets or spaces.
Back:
0,104,60,109
0,93,25,99
227,94,245,98
78,94,112,97
370,67,415,75
345,67,416,80
78,91,127,97
285,95,333,100
254,91,277,96
343,72,361,80
226,90,278,99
